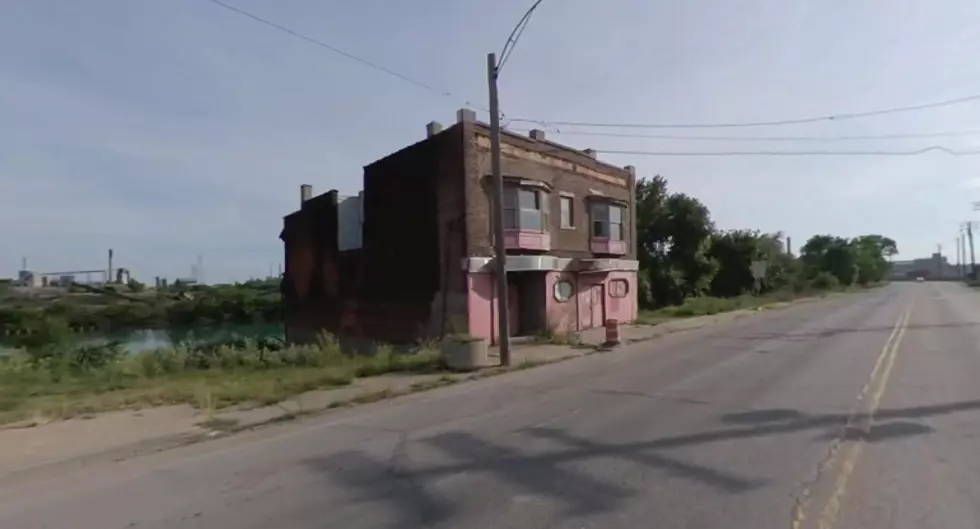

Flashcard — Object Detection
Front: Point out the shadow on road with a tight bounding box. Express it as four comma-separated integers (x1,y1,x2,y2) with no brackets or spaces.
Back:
303,398,979,526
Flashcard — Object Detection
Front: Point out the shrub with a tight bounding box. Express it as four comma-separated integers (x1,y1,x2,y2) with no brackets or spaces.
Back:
69,342,124,371
811,272,840,291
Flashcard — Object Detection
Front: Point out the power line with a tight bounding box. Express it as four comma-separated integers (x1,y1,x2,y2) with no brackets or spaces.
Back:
509,92,980,130
200,0,485,112
588,146,980,157
508,128,980,142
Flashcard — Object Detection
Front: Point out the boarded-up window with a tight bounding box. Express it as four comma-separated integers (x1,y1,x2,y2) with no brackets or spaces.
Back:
609,279,629,298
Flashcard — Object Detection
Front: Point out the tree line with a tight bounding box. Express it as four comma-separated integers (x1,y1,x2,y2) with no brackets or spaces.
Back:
0,279,282,335
636,176,897,308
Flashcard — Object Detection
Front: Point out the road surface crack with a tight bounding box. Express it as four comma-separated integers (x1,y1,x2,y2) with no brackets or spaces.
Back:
789,368,883,527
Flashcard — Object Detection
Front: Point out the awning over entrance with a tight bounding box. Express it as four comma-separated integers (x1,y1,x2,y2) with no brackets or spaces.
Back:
463,256,639,273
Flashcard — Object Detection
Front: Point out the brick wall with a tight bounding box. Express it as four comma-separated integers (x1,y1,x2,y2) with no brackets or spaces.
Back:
461,125,634,260
281,118,635,345
432,125,470,335
280,191,343,342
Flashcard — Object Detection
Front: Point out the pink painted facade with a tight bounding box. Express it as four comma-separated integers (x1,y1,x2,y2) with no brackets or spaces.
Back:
466,268,637,344
466,273,496,341
589,238,628,256
503,229,551,251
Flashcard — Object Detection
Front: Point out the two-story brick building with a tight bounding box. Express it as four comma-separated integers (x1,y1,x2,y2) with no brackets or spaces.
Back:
280,108,639,345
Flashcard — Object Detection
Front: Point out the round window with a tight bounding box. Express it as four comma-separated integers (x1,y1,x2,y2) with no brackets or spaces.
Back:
610,279,629,298
554,280,574,302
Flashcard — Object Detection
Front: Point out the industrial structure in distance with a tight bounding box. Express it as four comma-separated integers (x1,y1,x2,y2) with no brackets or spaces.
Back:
14,249,131,288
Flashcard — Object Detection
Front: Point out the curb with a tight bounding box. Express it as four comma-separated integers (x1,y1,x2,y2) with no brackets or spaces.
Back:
1,287,875,476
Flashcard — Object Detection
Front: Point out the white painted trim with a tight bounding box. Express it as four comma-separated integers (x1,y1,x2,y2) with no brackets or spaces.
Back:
462,256,639,273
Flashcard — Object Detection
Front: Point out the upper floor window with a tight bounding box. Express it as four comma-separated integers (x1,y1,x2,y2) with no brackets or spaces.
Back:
503,186,549,231
591,202,625,241
559,195,574,229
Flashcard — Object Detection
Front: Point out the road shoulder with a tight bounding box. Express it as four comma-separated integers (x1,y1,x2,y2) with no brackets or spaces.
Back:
0,290,857,479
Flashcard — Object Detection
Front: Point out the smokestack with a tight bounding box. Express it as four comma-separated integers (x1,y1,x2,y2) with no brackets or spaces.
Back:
786,236,792,256
108,249,114,284
300,184,313,205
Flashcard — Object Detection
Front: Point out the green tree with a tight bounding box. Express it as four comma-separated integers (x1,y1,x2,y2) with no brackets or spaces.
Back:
852,235,898,285
708,229,762,298
800,235,858,286
635,176,716,307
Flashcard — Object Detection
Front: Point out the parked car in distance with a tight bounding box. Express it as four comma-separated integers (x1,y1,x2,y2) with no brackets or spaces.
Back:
916,276,925,282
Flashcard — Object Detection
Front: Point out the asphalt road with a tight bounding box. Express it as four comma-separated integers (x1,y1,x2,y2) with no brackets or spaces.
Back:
2,282,979,529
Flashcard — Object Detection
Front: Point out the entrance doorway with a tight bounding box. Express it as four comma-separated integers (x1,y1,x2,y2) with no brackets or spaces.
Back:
507,272,547,336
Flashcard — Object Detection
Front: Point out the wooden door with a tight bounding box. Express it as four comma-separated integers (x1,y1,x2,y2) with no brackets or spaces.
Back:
508,283,521,335
590,284,605,328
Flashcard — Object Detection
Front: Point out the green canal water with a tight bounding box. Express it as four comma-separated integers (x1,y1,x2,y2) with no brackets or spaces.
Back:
0,324,286,355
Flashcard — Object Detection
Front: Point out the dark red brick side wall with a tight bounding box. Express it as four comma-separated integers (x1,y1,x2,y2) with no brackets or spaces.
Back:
282,127,465,344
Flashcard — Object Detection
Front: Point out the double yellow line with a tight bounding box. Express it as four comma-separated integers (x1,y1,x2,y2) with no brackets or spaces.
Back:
794,295,916,529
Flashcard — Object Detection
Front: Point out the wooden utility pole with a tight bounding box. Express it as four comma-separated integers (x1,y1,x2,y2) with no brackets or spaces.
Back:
961,231,969,279
956,236,962,278
484,0,547,366
969,222,977,280
487,52,511,366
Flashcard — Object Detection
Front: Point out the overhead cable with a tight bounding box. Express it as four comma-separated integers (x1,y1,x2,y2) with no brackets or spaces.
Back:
509,128,980,142
201,0,486,112
509,93,980,130
588,146,980,156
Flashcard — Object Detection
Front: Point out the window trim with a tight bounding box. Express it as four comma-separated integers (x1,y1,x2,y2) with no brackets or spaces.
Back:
503,184,550,232
553,279,575,302
559,195,575,229
590,202,626,241
609,279,629,298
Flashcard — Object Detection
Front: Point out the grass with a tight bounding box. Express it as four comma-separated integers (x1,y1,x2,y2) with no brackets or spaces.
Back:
0,284,888,426
632,285,877,325
0,333,445,425
532,326,582,346
636,291,795,324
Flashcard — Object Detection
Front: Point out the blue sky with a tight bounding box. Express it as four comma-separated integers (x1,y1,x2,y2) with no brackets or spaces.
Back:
2,0,980,282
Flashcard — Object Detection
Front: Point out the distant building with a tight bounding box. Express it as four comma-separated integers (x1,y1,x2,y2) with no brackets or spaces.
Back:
890,253,958,279
17,270,41,288
280,108,639,345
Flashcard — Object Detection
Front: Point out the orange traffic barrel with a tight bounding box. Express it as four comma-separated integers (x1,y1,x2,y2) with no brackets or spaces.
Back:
604,319,620,346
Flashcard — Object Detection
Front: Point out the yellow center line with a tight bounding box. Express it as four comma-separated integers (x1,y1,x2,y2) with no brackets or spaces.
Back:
815,294,916,529
790,293,917,529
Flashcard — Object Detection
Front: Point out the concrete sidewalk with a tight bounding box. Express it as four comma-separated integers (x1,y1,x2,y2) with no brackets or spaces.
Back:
0,298,812,480
575,303,776,347
0,343,587,478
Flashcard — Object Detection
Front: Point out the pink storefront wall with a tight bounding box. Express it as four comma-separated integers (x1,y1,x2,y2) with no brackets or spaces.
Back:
546,270,637,332
545,271,578,333
468,270,638,342
601,270,638,325
467,272,496,343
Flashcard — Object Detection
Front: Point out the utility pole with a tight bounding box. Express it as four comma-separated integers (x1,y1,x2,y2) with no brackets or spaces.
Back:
484,0,548,366
956,235,962,278
961,231,969,279
968,222,978,280
487,52,511,366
